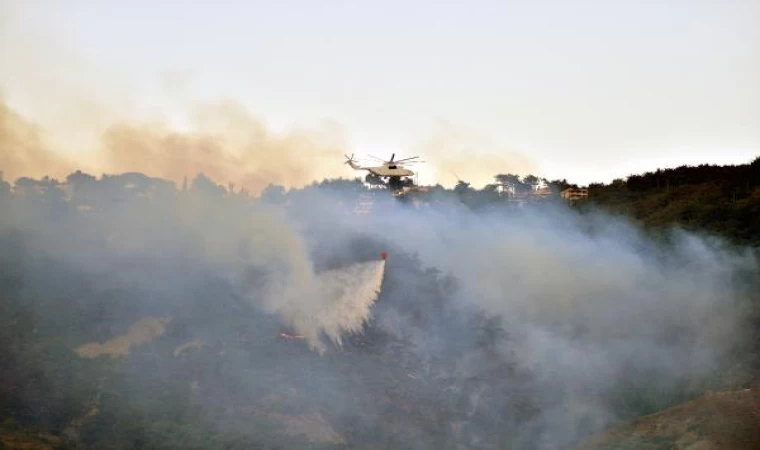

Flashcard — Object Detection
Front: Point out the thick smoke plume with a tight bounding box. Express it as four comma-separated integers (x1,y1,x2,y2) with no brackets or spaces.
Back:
99,100,350,194
0,164,756,449
193,198,386,353
0,98,350,194
0,99,542,195
0,99,75,180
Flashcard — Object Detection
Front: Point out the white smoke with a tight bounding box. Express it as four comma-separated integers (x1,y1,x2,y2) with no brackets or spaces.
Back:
219,205,386,353
262,259,386,354
1,169,756,449
314,260,386,351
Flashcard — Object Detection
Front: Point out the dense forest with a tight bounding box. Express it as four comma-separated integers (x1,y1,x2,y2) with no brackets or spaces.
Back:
584,157,760,246
0,157,758,450
392,156,760,247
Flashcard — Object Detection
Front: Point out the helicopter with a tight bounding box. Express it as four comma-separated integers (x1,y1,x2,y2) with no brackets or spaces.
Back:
344,153,424,193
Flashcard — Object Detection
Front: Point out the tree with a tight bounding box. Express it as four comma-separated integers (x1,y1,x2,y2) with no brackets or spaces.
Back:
454,180,472,195
522,175,540,187
494,174,521,187
482,184,499,193
259,184,286,204
0,171,11,197
548,178,573,194
66,170,97,188
364,173,385,187
476,314,507,352
495,174,531,195
190,173,227,198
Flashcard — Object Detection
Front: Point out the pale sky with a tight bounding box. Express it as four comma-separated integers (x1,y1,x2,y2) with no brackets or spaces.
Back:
1,0,759,186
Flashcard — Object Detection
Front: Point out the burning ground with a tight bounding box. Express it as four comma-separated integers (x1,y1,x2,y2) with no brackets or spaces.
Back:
0,171,758,449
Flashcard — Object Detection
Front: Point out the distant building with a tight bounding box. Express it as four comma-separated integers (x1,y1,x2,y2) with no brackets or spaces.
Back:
561,187,588,201
532,185,554,198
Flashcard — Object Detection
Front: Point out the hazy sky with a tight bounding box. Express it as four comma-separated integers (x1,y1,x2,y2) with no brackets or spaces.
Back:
1,0,759,185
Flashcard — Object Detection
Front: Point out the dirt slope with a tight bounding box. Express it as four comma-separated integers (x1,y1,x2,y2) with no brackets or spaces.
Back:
0,427,61,450
572,389,760,450
74,317,169,359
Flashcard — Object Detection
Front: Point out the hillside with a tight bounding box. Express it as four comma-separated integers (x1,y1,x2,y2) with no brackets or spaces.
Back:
387,157,760,246
572,389,760,450
583,157,760,246
0,164,758,450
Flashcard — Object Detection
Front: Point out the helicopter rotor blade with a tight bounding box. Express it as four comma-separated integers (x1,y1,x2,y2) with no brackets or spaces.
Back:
395,156,420,162
390,153,395,162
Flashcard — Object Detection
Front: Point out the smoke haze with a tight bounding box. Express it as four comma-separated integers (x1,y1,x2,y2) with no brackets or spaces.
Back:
0,97,542,194
99,100,351,194
2,0,758,446
419,122,538,187
1,163,755,449
0,99,76,180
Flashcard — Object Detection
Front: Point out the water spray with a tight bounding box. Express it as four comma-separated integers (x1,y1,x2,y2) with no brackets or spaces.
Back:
277,251,389,353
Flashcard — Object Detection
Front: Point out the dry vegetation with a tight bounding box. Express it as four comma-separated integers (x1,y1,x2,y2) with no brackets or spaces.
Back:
0,427,61,450
74,317,170,359
573,389,760,450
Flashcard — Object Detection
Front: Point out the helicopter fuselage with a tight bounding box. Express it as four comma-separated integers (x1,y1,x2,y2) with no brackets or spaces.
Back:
366,165,415,178
345,160,415,178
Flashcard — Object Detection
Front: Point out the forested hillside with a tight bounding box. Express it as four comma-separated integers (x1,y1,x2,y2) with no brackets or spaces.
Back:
0,159,758,450
583,157,760,246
